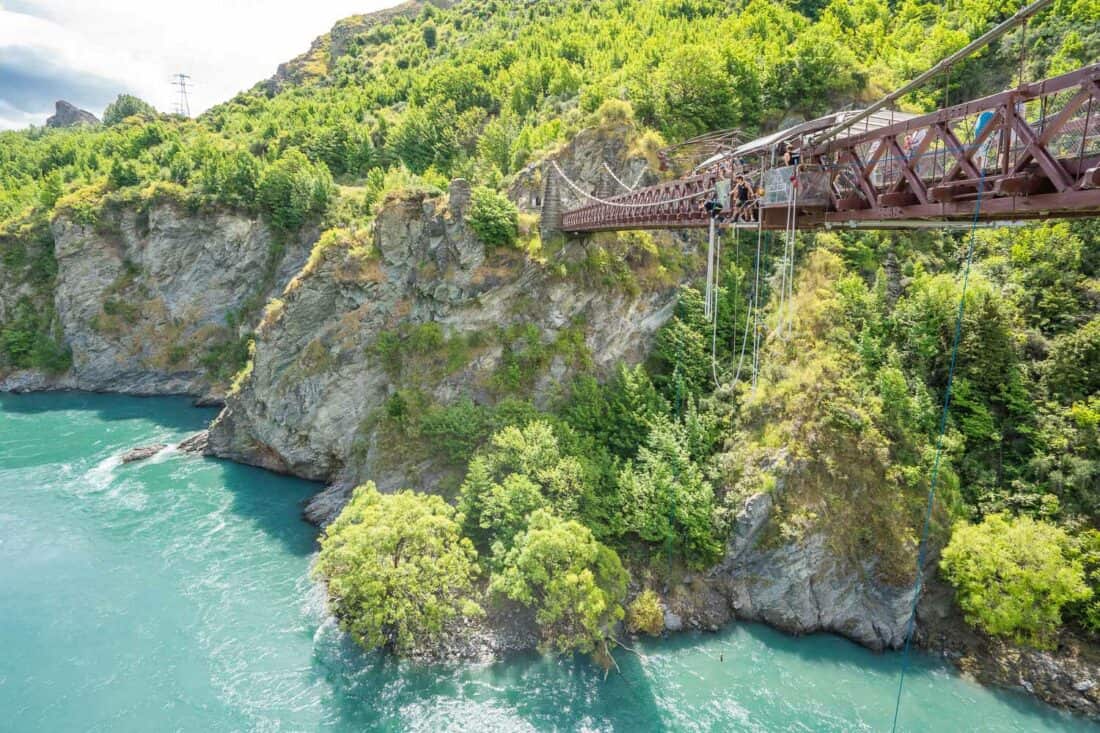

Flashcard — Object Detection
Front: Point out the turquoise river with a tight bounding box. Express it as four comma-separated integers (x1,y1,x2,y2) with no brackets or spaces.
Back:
1,393,1095,732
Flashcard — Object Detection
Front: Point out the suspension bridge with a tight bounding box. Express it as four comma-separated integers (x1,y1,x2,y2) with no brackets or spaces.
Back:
543,4,1098,728
551,63,1100,233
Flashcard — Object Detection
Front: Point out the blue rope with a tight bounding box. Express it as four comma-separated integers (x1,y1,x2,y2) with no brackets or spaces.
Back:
890,171,985,732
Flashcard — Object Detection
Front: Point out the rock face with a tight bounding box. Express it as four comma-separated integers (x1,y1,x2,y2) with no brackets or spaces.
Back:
46,202,310,397
664,488,915,652
269,1,453,89
713,491,916,650
119,444,167,463
207,189,681,520
45,101,99,128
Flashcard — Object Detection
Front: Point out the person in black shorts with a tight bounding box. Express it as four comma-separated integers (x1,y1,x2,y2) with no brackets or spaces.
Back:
733,175,753,221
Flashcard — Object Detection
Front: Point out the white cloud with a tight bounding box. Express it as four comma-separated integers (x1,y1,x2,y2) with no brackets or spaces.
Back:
0,0,404,129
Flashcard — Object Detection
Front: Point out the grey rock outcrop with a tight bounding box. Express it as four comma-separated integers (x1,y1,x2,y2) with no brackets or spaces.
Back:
119,444,167,463
45,101,99,128
177,431,210,454
208,188,682,518
706,490,915,651
49,202,311,398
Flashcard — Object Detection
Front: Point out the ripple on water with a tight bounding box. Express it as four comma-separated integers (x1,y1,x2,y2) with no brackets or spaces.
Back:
2,393,1098,733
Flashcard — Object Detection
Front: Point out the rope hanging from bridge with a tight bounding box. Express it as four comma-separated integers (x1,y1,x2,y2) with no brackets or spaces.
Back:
709,225,724,389
552,161,712,209
891,171,986,732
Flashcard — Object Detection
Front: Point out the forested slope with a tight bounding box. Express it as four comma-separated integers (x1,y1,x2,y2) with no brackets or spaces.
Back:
1,0,1099,712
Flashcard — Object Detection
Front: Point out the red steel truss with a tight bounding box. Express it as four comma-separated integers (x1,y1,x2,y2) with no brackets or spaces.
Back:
560,65,1100,232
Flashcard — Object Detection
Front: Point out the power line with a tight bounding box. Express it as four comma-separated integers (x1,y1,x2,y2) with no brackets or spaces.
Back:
172,73,192,118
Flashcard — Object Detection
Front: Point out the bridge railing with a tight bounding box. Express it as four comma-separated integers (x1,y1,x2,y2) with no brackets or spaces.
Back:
814,63,1100,209
561,171,722,231
561,64,1100,232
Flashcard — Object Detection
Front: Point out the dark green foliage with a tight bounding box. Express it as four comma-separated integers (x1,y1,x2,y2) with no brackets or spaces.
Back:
1043,318,1100,403
618,417,723,568
0,298,70,373
107,159,140,189
564,365,669,459
102,94,157,126
465,186,519,249
257,149,334,230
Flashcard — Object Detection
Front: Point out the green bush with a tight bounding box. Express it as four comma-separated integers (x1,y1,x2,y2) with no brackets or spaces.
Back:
102,94,156,125
490,509,628,658
315,482,481,653
626,589,664,636
257,149,334,230
940,514,1091,648
466,186,519,249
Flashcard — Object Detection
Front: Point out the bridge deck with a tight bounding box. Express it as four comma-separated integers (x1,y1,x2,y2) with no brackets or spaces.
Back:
560,65,1100,232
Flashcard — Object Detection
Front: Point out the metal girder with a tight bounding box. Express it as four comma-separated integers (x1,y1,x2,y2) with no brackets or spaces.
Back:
560,65,1100,234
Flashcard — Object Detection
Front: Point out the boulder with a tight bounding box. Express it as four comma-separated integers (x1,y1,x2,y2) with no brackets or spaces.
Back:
45,101,99,128
119,444,166,463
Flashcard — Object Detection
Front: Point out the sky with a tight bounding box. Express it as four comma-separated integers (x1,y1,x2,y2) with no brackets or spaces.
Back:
0,0,404,130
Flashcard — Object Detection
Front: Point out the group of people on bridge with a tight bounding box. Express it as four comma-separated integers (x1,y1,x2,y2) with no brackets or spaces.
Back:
700,137,804,225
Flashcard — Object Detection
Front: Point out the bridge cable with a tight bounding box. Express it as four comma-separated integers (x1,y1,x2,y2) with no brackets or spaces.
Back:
890,170,986,733
710,225,723,389
602,161,647,193
705,218,717,321
552,161,711,209
786,175,799,339
730,226,758,389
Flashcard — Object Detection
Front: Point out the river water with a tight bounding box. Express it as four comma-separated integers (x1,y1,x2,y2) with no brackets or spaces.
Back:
0,393,1093,732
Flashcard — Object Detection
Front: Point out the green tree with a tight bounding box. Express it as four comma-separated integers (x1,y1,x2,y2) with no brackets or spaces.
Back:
465,186,519,248
940,513,1091,648
490,509,628,658
457,421,592,551
102,94,157,125
618,417,723,568
641,45,738,139
257,148,333,230
314,483,482,653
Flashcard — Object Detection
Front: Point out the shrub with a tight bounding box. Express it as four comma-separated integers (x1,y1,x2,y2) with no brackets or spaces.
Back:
257,149,334,230
940,513,1091,648
618,417,723,569
102,94,156,125
315,483,481,653
490,509,628,658
466,186,519,249
107,159,140,189
626,589,664,636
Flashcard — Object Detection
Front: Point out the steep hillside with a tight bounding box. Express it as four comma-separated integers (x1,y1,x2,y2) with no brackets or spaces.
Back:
0,0,1098,716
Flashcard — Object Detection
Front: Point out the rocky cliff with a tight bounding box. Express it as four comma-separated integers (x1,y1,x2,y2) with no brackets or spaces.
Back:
45,101,99,129
207,179,681,519
1,201,311,398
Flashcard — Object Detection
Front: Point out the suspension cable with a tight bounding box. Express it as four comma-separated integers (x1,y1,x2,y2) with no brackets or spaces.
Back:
710,225,723,389
602,161,647,193
891,170,987,732
552,161,711,209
